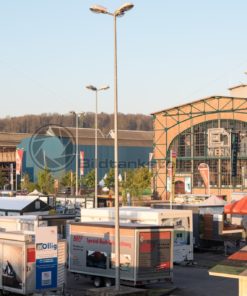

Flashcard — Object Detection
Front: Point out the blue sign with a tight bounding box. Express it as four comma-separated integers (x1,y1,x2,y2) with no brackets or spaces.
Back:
36,257,57,290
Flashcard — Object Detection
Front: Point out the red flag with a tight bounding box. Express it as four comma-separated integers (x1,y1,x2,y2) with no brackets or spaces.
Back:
80,151,84,176
16,149,24,175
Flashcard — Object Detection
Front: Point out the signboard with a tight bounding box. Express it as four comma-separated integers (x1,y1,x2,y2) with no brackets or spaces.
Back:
16,149,24,175
35,226,58,290
70,232,135,279
207,128,231,157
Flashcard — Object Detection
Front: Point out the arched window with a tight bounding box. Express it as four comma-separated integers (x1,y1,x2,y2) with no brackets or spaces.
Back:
168,120,247,188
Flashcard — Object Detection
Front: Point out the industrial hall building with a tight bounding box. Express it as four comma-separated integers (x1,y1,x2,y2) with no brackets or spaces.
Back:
0,128,153,189
152,84,247,201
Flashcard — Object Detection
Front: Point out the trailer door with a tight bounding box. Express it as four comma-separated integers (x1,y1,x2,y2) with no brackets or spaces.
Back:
136,230,172,282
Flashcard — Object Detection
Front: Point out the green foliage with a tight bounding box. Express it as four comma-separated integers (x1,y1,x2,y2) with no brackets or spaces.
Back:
21,173,30,190
104,168,115,189
81,169,95,189
21,173,39,192
37,167,54,194
27,182,39,193
60,171,75,187
122,167,152,199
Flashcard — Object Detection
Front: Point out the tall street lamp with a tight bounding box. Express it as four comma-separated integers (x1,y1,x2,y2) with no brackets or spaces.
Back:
89,3,134,290
70,111,84,196
86,85,109,208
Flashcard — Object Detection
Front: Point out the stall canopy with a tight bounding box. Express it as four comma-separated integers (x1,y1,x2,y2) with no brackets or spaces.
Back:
224,196,247,214
199,195,227,206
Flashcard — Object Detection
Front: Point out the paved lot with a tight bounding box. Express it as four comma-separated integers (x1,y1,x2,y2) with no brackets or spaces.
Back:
172,265,237,296
65,252,238,296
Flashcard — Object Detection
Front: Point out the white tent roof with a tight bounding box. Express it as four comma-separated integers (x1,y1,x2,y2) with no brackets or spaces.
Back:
28,189,43,196
0,197,38,211
199,195,227,206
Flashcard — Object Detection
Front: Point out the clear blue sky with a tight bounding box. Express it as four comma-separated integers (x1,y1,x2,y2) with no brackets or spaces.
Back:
1,0,247,118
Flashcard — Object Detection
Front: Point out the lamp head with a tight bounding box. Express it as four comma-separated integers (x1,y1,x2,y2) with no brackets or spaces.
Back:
86,85,97,91
115,3,134,16
90,5,108,14
99,85,110,91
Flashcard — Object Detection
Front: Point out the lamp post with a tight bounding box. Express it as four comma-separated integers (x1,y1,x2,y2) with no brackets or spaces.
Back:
89,3,134,290
70,111,84,196
86,85,109,208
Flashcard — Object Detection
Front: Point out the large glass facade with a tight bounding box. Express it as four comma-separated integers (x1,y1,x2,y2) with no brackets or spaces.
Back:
168,120,247,188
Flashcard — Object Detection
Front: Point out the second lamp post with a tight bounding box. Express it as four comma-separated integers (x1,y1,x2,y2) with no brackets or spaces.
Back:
86,85,109,208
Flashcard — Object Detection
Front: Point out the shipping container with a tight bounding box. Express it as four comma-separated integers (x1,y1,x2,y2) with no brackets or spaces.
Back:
80,207,193,263
69,222,173,287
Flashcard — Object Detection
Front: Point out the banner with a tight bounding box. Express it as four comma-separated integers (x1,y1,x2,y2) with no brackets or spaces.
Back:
35,226,58,290
198,163,210,194
80,151,84,176
16,149,24,175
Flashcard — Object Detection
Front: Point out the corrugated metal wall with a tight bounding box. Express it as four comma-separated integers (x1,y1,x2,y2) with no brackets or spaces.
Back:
18,138,152,182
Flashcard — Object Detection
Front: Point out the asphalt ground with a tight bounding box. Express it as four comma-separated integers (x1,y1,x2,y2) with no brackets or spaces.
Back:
65,251,238,296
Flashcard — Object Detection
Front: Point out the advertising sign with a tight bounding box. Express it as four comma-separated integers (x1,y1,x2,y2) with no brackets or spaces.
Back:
2,244,23,291
70,232,135,278
16,149,24,175
35,226,58,290
80,151,84,176
207,128,231,157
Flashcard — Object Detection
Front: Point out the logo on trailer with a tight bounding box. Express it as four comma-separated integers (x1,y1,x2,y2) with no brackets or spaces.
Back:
36,243,57,251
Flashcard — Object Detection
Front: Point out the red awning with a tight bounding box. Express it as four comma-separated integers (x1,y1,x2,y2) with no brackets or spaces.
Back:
224,196,247,214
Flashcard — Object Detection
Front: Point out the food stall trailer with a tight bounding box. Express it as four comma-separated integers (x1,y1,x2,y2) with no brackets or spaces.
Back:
69,221,173,287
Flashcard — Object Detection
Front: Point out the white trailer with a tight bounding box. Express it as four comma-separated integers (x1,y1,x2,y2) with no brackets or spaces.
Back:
80,207,193,263
0,231,66,295
69,222,173,287
0,215,48,233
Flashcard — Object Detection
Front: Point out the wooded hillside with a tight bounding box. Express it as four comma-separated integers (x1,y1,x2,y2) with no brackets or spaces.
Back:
0,112,152,134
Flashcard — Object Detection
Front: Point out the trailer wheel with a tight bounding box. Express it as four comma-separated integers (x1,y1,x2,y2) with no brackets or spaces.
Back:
93,276,102,287
104,278,113,287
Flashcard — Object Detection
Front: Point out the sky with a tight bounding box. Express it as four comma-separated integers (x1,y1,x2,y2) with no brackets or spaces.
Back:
1,1,247,118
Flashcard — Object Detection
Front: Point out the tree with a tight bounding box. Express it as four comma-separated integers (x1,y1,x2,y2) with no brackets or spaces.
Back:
81,169,95,189
37,167,54,194
60,171,75,188
104,168,115,189
122,167,151,199
0,112,152,133
20,173,38,192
